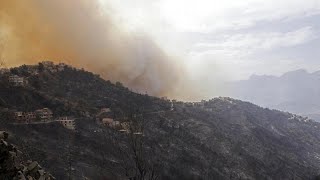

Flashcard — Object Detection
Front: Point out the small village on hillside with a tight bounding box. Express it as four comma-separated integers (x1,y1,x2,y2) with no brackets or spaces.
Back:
1,61,320,180
0,61,78,130
8,107,76,130
0,61,141,133
1,61,312,134
0,61,209,133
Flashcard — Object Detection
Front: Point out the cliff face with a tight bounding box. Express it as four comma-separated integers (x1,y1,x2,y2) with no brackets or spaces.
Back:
1,63,320,179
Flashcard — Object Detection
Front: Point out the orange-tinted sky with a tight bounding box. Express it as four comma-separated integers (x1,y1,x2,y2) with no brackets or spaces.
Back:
0,0,191,99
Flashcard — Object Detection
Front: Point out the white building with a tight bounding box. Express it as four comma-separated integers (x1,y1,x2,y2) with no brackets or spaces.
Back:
56,117,76,130
101,118,121,128
35,108,53,122
8,75,26,86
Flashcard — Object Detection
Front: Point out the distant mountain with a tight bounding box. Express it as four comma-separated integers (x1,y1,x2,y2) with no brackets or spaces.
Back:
231,69,320,122
1,63,320,179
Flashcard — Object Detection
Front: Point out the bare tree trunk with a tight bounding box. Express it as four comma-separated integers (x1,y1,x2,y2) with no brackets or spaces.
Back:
105,109,160,180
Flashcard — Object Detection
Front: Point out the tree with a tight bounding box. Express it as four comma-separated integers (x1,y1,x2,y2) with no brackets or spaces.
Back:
107,110,160,180
115,81,123,87
38,63,44,72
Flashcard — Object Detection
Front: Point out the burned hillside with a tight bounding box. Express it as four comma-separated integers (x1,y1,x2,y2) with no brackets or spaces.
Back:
0,62,320,179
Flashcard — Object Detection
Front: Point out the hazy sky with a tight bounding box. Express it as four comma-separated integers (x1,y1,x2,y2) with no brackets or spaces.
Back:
2,0,319,100
100,0,320,81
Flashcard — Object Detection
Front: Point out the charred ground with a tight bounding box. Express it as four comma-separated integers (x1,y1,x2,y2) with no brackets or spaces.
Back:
0,62,320,179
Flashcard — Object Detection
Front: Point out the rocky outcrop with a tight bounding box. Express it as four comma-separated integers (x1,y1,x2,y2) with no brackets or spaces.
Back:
0,131,9,140
0,131,55,180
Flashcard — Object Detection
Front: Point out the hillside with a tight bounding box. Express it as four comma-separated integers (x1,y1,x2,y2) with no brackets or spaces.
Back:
1,62,320,179
0,131,55,179
230,69,320,122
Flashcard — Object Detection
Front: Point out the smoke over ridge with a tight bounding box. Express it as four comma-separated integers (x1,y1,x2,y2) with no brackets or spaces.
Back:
0,0,185,97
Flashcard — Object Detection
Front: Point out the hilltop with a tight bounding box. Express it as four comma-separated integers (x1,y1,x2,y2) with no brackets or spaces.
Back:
0,62,320,179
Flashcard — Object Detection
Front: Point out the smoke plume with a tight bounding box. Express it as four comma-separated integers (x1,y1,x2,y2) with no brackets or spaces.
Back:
0,0,184,97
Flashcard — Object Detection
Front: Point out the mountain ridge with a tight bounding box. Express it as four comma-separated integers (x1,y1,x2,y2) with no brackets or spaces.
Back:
231,69,320,122
1,62,320,179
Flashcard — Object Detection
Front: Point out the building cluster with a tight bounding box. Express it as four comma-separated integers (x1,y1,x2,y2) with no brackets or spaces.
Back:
11,108,77,130
12,108,53,123
35,108,54,121
39,61,70,73
1,61,85,90
56,116,76,130
101,118,120,128
0,61,72,87
8,75,28,87
1,61,69,79
96,108,131,132
101,118,137,134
